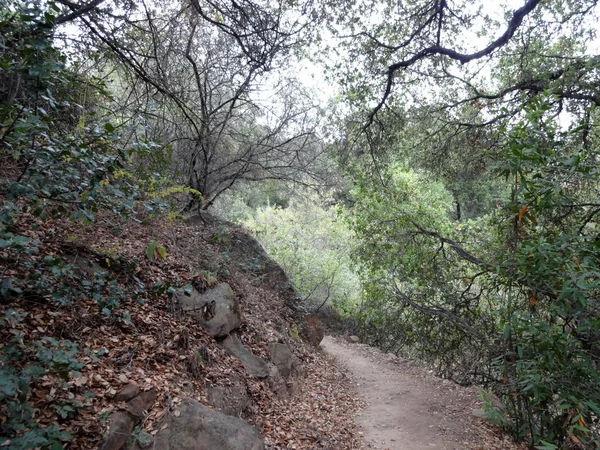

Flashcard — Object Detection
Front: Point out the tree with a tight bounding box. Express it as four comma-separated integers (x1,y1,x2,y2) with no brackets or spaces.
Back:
322,0,600,179
324,0,600,446
58,0,328,209
244,194,360,313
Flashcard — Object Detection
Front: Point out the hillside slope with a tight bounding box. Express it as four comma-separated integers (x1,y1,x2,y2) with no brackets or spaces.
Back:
0,211,361,449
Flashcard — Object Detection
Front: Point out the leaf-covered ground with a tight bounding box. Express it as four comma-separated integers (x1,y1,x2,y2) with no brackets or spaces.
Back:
0,212,362,449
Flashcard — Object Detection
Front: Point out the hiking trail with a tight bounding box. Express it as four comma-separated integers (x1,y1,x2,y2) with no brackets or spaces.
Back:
321,336,524,450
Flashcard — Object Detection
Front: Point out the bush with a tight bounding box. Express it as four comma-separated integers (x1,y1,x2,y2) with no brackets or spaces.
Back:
243,195,360,314
0,4,148,447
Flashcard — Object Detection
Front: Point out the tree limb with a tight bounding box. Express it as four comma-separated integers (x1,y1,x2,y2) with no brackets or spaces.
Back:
368,0,543,124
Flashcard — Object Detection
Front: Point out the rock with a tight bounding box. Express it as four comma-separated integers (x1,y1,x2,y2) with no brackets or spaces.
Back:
301,315,324,347
100,411,135,450
65,254,105,278
348,335,360,343
154,398,265,450
114,383,140,402
186,215,301,311
135,431,154,449
125,388,157,418
186,212,219,226
268,343,294,379
221,335,270,378
471,408,487,418
207,377,249,416
177,283,241,338
100,388,157,450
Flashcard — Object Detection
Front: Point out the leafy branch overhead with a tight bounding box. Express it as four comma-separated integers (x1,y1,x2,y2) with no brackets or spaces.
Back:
368,0,543,121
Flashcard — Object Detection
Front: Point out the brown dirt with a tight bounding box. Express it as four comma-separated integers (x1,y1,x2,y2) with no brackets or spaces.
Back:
321,336,526,450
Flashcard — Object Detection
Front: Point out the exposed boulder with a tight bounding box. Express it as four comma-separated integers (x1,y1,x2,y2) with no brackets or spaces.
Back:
113,383,140,403
301,315,324,348
268,343,294,379
186,214,301,310
348,335,360,344
221,335,270,378
125,389,158,418
62,251,105,278
134,431,154,449
207,376,250,416
154,398,265,450
177,283,241,339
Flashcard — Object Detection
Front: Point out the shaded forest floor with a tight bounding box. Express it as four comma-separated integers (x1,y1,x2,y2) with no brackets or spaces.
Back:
322,336,527,450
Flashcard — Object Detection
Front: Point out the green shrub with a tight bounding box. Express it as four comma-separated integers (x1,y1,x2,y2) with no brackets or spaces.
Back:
244,195,360,313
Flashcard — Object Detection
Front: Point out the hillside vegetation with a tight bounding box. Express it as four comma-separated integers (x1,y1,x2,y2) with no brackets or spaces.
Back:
2,0,600,449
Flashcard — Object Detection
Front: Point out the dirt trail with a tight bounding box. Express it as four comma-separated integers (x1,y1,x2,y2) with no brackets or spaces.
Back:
321,336,521,450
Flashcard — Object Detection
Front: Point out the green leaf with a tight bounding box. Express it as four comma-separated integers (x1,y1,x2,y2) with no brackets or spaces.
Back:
156,245,166,259
104,122,115,133
146,241,157,260
0,370,19,397
12,236,32,247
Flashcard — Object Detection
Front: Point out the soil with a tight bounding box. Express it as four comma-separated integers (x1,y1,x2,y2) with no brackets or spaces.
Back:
321,336,526,450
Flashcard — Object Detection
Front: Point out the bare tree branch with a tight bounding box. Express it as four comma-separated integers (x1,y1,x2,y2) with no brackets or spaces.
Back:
55,0,107,24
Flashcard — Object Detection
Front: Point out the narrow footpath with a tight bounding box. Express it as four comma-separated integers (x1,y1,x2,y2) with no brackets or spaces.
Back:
321,336,524,450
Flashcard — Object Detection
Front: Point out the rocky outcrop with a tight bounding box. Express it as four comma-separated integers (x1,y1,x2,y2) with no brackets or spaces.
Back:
186,214,300,308
221,335,270,378
301,315,324,347
207,376,250,416
177,283,241,339
154,398,265,450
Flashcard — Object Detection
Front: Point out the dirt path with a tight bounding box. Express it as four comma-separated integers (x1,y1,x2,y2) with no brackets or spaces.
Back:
321,336,522,450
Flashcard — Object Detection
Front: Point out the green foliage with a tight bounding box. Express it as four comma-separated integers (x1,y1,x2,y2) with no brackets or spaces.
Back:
486,98,600,447
0,1,142,303
145,241,167,260
244,195,360,312
0,3,165,446
289,323,300,340
347,165,487,357
345,95,600,447
0,310,77,450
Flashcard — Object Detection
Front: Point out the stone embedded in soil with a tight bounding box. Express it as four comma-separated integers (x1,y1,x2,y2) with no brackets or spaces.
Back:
268,342,295,378
177,283,241,338
100,388,157,450
113,382,140,402
221,335,270,378
207,376,250,416
154,398,265,450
